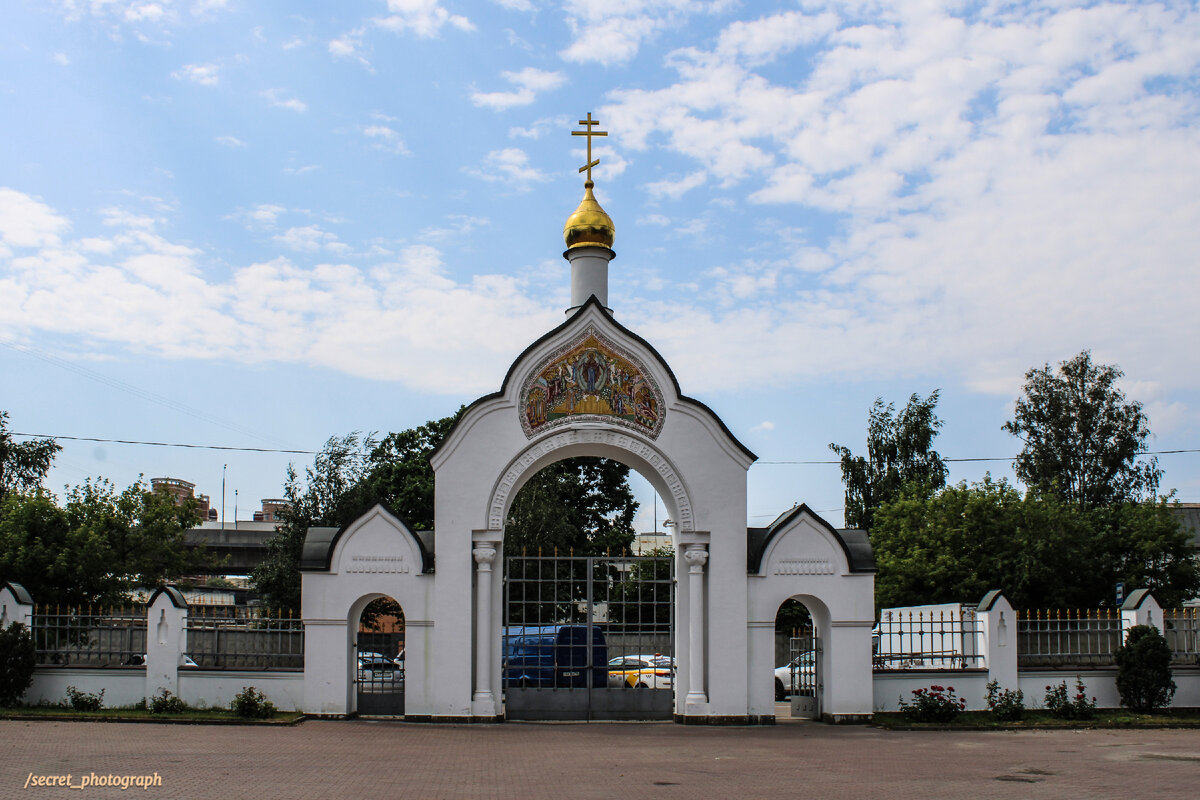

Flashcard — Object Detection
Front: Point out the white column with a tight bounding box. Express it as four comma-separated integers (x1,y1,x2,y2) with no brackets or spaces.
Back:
472,543,497,714
684,544,709,709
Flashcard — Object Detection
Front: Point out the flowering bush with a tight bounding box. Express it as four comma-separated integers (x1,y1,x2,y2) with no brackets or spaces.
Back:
899,685,966,722
1044,678,1097,720
985,680,1025,721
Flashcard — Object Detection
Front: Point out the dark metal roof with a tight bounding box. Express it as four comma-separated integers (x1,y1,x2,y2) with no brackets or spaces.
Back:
299,504,434,574
147,586,188,609
746,503,876,574
2,581,33,605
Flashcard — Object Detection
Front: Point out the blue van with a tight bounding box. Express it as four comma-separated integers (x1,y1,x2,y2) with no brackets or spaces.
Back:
502,625,608,688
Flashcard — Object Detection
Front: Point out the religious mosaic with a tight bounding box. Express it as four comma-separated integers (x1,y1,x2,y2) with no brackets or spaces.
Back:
519,330,665,439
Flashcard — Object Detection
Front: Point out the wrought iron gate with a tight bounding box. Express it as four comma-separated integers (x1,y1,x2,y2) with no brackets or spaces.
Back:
503,552,674,720
785,628,820,719
354,641,404,716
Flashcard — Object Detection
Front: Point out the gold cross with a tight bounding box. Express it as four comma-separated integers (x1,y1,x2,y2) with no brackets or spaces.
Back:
571,112,607,183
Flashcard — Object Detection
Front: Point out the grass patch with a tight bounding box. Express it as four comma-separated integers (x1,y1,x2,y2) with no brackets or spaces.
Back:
0,704,303,724
874,709,1200,729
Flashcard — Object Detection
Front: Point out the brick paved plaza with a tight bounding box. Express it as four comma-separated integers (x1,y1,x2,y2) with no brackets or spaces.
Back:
2,717,1197,799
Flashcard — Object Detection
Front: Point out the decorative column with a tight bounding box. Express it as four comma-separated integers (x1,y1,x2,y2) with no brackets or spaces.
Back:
472,543,498,713
684,544,709,709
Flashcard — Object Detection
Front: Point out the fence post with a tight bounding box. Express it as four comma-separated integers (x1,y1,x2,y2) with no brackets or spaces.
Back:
146,587,189,705
977,591,1017,692
0,582,34,629
1120,589,1162,633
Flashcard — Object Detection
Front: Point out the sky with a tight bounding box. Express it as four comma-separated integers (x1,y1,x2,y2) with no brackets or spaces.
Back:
2,0,1199,536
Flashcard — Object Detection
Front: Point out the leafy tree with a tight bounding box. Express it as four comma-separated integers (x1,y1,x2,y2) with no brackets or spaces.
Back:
0,479,200,609
830,391,947,531
253,432,377,612
505,457,638,555
871,478,1199,609
0,411,60,503
360,410,464,531
0,622,36,706
1003,350,1160,508
1116,624,1175,712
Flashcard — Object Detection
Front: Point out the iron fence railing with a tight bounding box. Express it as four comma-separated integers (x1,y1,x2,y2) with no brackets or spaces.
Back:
32,605,148,667
184,606,304,670
873,608,983,670
1016,609,1122,667
1164,608,1200,666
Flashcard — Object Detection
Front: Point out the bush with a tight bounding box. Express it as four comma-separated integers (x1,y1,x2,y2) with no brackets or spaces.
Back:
0,622,36,706
1044,678,1097,720
985,680,1025,721
1116,624,1175,712
148,688,188,714
898,685,966,723
65,685,105,711
230,686,275,719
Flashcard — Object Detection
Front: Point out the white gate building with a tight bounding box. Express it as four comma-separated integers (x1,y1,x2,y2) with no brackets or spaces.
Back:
299,116,876,723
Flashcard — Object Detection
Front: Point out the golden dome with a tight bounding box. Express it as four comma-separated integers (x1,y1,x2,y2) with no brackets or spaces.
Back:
563,180,615,250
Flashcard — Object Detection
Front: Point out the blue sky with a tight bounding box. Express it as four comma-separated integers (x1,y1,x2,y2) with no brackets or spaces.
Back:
2,0,1199,533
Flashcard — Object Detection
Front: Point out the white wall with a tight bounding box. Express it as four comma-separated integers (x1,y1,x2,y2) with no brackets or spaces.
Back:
27,669,146,709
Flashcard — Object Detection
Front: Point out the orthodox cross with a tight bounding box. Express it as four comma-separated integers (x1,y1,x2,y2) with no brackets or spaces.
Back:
572,112,607,183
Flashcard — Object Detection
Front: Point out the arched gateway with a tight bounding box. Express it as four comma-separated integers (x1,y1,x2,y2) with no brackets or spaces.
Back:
300,115,876,723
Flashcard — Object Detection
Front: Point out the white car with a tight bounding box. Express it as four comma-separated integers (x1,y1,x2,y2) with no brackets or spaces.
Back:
357,652,404,684
774,652,816,700
607,654,675,689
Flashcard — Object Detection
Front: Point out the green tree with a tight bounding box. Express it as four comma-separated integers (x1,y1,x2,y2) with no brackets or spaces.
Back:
1116,624,1175,712
830,391,947,531
0,479,200,609
1003,350,1160,509
253,432,377,612
360,410,464,531
871,478,1199,609
505,457,638,555
0,411,61,503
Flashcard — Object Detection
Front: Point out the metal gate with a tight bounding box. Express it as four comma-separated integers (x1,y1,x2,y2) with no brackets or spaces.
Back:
354,640,404,716
503,552,674,720
785,628,820,719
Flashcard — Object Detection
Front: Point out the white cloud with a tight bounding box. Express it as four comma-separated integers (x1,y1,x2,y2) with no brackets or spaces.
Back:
172,62,220,85
471,67,566,110
273,225,348,254
0,189,70,249
465,148,549,188
0,189,559,393
750,421,775,433
215,135,247,148
329,28,372,69
492,0,534,11
646,170,706,200
509,115,569,139
228,203,286,230
374,0,474,38
261,89,307,112
361,124,410,155
559,0,733,66
53,52,71,66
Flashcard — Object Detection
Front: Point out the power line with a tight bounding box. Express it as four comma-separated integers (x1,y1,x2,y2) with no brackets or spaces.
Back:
11,430,1200,462
11,432,316,455
756,449,1200,465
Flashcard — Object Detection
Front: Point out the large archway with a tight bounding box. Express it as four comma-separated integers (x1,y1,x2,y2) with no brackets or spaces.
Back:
498,455,677,720
430,299,756,721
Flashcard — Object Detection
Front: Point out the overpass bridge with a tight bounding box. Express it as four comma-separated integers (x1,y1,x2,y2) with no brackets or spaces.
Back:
185,521,278,575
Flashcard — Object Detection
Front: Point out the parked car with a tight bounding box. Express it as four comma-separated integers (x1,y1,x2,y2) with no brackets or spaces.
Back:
502,625,608,688
774,651,816,700
126,654,199,667
357,652,403,685
607,654,675,689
